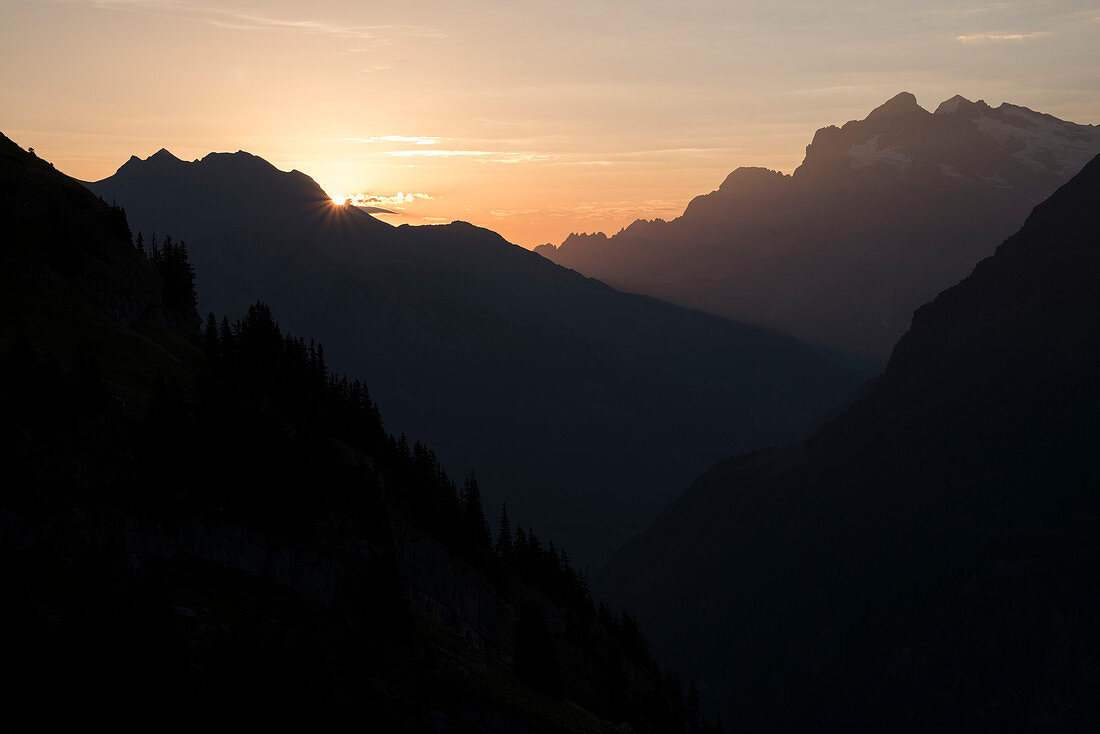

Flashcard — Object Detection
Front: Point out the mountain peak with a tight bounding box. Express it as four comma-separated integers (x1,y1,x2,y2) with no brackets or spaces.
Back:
113,147,184,176
200,149,271,165
148,147,181,162
866,91,926,121
934,94,976,115
718,166,789,191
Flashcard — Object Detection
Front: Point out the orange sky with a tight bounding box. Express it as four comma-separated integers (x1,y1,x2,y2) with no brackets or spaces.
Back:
3,0,1099,246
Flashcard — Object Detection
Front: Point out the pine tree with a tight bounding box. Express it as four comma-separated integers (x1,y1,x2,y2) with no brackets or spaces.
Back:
460,473,491,552
177,239,197,310
219,317,233,354
203,313,220,359
686,682,702,728
496,503,513,558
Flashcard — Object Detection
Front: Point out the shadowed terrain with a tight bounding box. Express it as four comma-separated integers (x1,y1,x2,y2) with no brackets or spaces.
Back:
599,153,1100,731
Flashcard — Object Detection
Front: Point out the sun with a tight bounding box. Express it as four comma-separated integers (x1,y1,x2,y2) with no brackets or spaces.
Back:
330,195,347,206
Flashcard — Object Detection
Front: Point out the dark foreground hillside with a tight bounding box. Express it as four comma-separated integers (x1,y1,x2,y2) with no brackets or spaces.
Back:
0,134,716,733
599,154,1100,731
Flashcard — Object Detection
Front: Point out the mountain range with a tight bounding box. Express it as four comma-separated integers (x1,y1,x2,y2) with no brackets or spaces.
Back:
537,92,1100,357
598,152,1100,731
85,149,871,568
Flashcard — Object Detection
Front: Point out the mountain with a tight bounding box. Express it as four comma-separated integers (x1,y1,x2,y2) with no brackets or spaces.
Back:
0,133,718,733
598,154,1100,730
85,147,871,569
539,92,1100,357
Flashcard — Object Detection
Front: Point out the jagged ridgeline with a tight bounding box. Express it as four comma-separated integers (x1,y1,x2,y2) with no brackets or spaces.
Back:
0,133,718,732
539,92,1100,357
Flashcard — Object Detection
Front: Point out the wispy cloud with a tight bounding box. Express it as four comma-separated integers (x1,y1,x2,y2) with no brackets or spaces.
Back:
346,135,441,145
484,152,557,164
925,3,1017,19
377,150,611,165
489,199,686,225
383,149,493,157
70,1,445,43
956,31,1048,42
339,192,434,208
207,13,444,42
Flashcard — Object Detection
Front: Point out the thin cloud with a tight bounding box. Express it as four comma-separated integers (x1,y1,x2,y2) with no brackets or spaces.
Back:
377,150,611,165
383,150,493,157
70,1,445,42
346,136,442,145
208,13,445,41
344,192,433,207
925,3,1017,19
490,199,686,223
471,117,532,128
481,152,557,164
956,32,1048,42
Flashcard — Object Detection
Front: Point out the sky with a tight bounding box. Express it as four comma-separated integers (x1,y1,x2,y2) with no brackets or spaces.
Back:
2,0,1099,246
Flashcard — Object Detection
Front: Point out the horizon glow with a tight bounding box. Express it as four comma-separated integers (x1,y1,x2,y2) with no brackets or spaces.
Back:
2,0,1098,246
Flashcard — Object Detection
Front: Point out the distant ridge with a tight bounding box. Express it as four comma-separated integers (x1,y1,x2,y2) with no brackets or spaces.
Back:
541,93,1100,357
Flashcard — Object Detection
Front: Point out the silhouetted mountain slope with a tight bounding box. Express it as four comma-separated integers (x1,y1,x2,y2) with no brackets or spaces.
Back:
86,148,870,569
0,136,717,733
100,147,392,242
598,154,1100,732
540,93,1100,357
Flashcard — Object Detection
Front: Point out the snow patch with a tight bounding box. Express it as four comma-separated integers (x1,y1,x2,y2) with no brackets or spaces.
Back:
974,108,1100,175
847,134,912,172
975,172,1015,189
937,163,965,180
934,95,970,115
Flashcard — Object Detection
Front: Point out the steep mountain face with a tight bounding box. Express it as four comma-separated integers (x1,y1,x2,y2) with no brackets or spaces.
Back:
86,149,870,569
540,92,1100,357
1,137,715,733
598,155,1100,731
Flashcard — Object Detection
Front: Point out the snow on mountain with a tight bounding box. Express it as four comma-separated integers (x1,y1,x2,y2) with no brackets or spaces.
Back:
976,104,1100,176
846,134,912,171
933,95,1100,179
